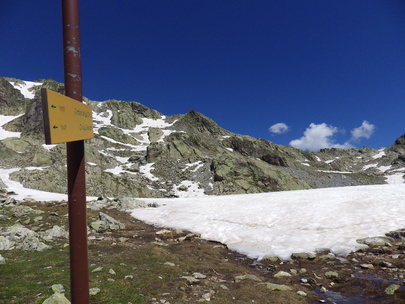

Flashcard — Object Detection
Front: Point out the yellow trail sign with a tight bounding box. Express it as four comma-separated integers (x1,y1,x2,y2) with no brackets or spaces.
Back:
42,88,94,144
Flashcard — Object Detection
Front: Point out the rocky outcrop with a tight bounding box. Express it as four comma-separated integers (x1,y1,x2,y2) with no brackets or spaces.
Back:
0,77,26,115
1,77,404,198
211,155,311,194
388,133,405,154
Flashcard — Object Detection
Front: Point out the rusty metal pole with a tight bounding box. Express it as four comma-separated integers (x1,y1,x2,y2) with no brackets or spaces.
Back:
62,0,90,303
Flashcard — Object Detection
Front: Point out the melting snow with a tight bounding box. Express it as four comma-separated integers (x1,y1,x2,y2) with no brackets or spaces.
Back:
133,117,176,132
174,180,206,198
362,163,377,170
385,173,404,184
9,80,42,99
105,165,125,175
378,165,391,173
182,161,203,172
131,184,405,260
372,149,386,159
0,168,68,201
139,163,159,181
0,114,23,140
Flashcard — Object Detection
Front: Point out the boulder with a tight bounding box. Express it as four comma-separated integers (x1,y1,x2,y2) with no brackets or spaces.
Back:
1,224,50,251
90,212,125,232
0,236,14,250
42,292,70,304
148,127,163,142
291,252,316,260
40,226,69,241
356,236,395,247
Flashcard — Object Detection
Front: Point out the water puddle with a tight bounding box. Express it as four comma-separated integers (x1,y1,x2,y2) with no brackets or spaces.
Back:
354,271,405,288
315,289,367,304
316,272,405,303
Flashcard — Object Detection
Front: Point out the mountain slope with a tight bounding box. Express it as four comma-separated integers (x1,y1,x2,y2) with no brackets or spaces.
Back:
1,77,404,198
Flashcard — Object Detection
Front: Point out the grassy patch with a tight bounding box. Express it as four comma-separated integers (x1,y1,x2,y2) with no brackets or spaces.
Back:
0,247,70,303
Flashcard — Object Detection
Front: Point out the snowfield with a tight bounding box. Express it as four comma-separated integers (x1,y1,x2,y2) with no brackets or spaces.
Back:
131,184,405,260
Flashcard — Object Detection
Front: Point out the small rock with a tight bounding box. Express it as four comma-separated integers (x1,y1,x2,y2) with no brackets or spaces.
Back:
181,276,200,284
124,275,134,280
193,272,207,279
92,267,103,273
164,262,176,267
235,274,262,282
360,264,374,269
202,292,212,301
381,261,393,268
89,287,100,296
34,216,43,222
153,241,169,247
51,284,65,294
315,248,332,254
325,271,339,280
156,229,172,235
263,283,292,291
299,268,307,274
0,254,6,264
291,252,316,260
297,291,307,296
385,284,400,295
356,236,394,247
319,253,336,260
261,256,282,263
108,268,116,275
274,271,292,278
41,225,69,241
89,220,108,233
42,292,70,304
320,286,328,293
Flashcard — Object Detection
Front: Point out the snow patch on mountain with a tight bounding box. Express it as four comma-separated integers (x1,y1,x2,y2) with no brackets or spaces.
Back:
0,114,23,139
8,80,42,99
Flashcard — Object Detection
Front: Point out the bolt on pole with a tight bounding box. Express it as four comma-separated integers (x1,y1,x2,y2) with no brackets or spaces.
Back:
62,0,90,303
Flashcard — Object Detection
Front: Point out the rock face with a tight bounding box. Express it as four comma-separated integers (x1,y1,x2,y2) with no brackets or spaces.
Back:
0,77,27,115
1,77,405,198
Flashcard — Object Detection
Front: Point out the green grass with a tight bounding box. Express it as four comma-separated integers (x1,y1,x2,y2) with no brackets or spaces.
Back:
0,246,70,304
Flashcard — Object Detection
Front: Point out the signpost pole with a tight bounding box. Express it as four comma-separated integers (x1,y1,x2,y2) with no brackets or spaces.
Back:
62,0,90,303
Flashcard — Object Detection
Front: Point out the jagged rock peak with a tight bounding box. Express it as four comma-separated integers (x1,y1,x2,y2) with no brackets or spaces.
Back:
387,133,405,154
174,110,230,136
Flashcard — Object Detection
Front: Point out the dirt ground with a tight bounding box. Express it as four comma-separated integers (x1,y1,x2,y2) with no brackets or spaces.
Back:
3,200,405,303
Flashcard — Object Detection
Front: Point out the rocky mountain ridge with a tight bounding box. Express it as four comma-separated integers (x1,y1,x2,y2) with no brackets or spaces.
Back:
1,76,405,198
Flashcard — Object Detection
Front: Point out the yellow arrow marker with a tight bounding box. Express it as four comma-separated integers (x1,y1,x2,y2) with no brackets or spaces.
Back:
42,88,94,144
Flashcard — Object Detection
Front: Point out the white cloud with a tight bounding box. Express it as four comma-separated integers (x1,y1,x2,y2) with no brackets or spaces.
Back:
289,121,376,152
351,120,375,141
269,122,289,134
289,123,353,151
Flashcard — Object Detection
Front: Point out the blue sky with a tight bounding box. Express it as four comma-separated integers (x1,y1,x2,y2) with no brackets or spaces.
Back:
2,1,405,151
